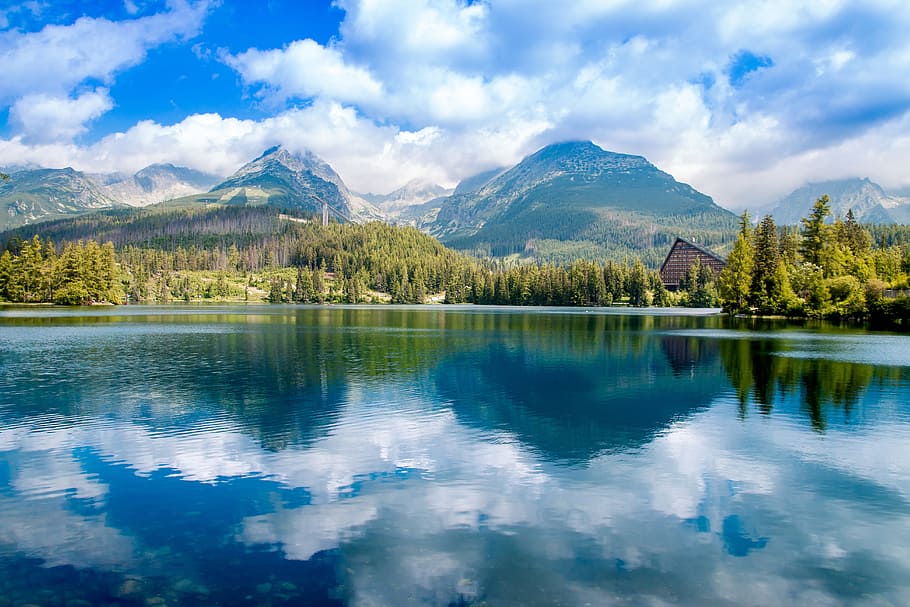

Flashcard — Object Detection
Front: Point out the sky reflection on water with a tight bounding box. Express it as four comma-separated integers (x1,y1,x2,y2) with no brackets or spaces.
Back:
1,306,909,606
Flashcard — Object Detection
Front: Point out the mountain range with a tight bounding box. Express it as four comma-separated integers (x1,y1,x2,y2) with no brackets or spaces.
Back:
93,164,221,207
423,141,738,263
1,163,219,229
1,167,123,228
361,178,453,217
159,145,383,223
765,178,910,225
4,142,909,264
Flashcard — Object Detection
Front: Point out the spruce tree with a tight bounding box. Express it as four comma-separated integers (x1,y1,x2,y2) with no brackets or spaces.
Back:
628,259,649,307
718,212,754,313
0,250,12,301
751,215,794,313
801,194,831,266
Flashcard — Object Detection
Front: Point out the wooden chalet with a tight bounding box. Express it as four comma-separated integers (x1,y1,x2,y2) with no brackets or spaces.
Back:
659,237,726,291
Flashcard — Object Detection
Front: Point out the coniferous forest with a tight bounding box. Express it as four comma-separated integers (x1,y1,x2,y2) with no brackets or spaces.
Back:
0,207,669,307
1,202,909,325
716,196,910,323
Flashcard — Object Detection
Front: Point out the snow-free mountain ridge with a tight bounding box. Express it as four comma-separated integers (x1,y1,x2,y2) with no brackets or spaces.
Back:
0,164,222,230
360,178,454,217
767,178,910,225
100,164,221,208
1,167,123,230
422,140,737,262
166,146,382,223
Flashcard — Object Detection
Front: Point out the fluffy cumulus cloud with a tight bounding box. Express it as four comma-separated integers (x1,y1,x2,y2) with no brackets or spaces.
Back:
2,0,910,205
223,0,910,202
9,90,115,142
225,39,384,106
0,0,210,142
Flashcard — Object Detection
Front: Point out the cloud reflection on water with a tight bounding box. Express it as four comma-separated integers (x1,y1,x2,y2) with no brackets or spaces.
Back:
2,308,909,605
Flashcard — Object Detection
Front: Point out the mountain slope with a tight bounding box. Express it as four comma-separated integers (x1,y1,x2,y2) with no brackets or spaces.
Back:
162,146,382,222
361,178,453,217
0,168,123,230
426,141,737,264
768,178,910,225
393,168,507,227
99,164,221,207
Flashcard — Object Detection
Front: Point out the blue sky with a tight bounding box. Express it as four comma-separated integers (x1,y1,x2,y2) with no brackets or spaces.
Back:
2,0,910,207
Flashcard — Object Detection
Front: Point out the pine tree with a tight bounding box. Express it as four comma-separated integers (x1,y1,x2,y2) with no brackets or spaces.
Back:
294,268,306,302
718,212,754,313
628,259,649,307
801,194,831,266
313,263,326,302
0,250,12,301
649,270,669,306
751,215,794,313
7,235,44,302
267,277,285,303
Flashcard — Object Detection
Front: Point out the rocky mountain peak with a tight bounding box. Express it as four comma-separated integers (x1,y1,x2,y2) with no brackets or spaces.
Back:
768,177,910,224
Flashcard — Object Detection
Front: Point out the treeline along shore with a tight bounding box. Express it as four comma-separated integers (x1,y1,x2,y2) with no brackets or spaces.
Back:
0,208,670,307
716,196,910,324
1,203,909,325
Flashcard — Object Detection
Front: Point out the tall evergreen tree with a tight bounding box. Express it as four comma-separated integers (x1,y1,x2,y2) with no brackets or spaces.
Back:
627,259,650,307
751,215,794,314
0,250,12,300
718,212,754,313
841,208,871,254
801,194,831,266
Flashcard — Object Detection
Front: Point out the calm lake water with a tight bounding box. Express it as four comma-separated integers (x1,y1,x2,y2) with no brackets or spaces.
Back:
1,305,909,606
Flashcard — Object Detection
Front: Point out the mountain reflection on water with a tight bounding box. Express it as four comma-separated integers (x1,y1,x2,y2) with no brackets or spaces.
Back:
1,305,909,606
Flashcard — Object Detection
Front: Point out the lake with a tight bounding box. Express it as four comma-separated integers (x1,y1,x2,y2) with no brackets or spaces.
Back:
1,305,909,606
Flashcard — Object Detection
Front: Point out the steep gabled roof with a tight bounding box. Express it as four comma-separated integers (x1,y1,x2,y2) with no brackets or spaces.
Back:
659,237,726,275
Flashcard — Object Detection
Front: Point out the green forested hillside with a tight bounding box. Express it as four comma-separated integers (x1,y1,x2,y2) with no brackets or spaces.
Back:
429,141,739,264
0,206,671,307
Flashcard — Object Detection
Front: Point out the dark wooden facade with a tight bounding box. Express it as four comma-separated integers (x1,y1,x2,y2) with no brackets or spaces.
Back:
659,237,726,291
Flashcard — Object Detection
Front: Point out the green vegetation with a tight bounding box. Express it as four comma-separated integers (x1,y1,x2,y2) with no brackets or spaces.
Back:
430,141,739,265
1,206,672,307
716,196,910,324
446,207,736,267
0,235,121,304
4,202,908,323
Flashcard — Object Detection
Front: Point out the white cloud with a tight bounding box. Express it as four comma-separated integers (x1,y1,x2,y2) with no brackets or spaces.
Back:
10,90,114,142
225,39,383,105
335,0,489,72
0,100,549,193
0,2,209,101
0,1,210,142
4,0,910,205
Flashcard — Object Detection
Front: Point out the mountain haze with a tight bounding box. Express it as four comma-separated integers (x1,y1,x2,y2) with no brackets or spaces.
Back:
361,178,453,217
0,167,123,229
768,178,910,225
99,164,221,207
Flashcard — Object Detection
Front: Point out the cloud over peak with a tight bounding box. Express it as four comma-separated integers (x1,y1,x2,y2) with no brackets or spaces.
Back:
2,0,910,205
